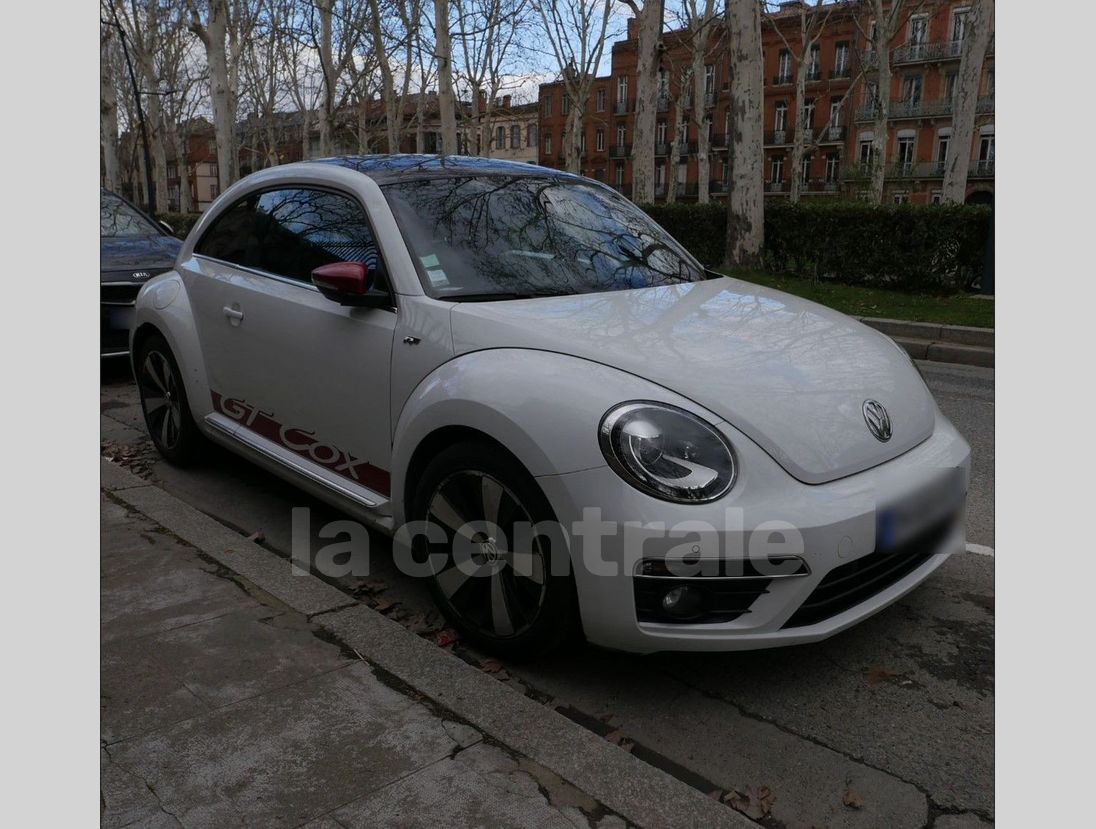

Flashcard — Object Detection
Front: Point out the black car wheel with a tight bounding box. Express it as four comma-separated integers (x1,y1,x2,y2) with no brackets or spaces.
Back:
136,334,203,465
412,442,578,659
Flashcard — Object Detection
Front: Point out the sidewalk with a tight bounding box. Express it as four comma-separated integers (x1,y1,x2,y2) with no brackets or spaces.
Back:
101,462,750,829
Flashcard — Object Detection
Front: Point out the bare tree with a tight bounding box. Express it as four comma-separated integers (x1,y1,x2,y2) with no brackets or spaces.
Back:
433,0,459,154
765,0,834,202
533,0,613,174
620,0,664,203
942,0,992,202
363,0,421,153
725,0,764,268
100,27,122,192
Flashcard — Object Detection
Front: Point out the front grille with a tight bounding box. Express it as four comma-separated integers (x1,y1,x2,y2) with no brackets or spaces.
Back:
101,284,142,305
781,512,956,629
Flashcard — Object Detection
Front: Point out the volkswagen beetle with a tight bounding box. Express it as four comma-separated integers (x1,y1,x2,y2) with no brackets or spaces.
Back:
131,155,970,658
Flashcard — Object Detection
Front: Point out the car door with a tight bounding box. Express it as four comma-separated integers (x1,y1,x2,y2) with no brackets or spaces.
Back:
185,185,396,499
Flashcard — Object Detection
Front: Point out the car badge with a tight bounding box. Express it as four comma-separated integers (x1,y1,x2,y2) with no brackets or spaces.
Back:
132,271,151,280
862,400,892,442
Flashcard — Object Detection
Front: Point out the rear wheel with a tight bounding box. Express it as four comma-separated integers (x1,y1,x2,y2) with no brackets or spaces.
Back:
411,442,578,659
135,334,203,465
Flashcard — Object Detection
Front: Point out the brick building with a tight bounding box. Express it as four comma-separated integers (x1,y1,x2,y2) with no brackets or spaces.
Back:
536,0,994,205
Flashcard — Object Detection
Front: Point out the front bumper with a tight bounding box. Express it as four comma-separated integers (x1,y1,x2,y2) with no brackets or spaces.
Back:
536,408,971,653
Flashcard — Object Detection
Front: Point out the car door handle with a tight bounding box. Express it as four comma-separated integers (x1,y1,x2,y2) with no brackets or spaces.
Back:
223,306,244,321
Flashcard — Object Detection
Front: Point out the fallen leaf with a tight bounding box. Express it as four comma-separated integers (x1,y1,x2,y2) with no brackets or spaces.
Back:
866,665,899,686
372,597,396,612
435,629,460,647
842,787,865,809
706,789,723,800
479,658,504,673
605,729,626,745
245,530,265,543
725,785,774,819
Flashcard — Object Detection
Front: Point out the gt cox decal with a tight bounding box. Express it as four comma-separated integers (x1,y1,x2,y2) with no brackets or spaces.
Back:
211,392,390,496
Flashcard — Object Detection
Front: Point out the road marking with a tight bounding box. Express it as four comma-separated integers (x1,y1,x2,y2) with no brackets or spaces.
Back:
965,543,995,557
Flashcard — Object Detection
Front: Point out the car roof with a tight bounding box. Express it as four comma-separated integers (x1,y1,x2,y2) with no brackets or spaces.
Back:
311,154,582,185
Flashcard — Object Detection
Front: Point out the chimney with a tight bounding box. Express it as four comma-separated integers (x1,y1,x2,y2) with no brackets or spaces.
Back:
626,17,637,41
502,95,512,109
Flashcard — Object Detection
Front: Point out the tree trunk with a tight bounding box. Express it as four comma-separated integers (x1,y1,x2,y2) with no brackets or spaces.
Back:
789,28,808,203
316,0,335,156
691,10,711,204
195,0,239,192
565,102,583,173
100,35,121,192
631,2,663,203
666,127,682,204
174,130,194,213
942,0,992,202
725,0,764,268
868,0,891,204
434,0,458,155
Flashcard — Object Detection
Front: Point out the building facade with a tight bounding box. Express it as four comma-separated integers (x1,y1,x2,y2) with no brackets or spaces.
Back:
537,0,994,205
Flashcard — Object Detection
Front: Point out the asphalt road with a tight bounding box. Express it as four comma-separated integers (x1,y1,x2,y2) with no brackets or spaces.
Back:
101,358,994,828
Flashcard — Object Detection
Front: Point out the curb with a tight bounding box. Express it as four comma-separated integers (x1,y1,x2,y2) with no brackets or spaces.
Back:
102,458,754,829
857,317,994,368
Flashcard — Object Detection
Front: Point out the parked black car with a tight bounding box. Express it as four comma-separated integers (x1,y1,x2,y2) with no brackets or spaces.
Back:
101,189,182,356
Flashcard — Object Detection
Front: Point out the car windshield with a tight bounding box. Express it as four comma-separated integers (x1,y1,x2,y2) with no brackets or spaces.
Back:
381,175,708,300
101,191,159,238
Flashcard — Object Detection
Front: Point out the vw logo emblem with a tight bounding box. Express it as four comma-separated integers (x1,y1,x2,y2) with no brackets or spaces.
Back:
132,271,151,280
862,400,892,442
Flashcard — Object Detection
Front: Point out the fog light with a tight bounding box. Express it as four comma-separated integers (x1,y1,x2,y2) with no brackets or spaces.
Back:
661,585,703,619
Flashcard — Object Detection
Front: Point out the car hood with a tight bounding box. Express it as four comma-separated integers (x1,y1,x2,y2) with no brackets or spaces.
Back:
100,235,181,277
449,277,936,485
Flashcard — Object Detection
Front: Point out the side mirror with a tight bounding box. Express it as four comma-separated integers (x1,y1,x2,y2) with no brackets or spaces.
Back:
158,219,175,235
311,261,388,308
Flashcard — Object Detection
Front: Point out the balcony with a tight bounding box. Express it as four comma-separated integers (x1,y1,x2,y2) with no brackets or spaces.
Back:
801,179,842,193
805,68,822,83
765,180,786,193
703,91,717,108
829,67,851,80
674,182,699,198
654,142,670,157
971,159,995,178
709,133,728,149
657,95,671,113
709,179,728,194
654,183,668,199
609,144,631,158
892,39,964,64
772,73,793,86
613,99,634,115
765,129,790,146
819,125,846,143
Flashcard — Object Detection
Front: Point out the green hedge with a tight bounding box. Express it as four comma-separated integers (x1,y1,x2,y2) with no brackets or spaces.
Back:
641,201,992,293
158,212,203,240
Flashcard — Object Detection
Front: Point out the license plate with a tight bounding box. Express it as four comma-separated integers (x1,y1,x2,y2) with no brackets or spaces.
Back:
876,468,965,552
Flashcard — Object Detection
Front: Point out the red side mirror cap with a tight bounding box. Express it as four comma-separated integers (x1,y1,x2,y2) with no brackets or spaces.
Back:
311,261,371,296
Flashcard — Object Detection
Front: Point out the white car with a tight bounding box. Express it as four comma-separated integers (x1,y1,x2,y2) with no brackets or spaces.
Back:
132,155,970,658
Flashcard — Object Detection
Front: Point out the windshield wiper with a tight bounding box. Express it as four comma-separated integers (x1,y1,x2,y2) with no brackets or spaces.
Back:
443,290,572,302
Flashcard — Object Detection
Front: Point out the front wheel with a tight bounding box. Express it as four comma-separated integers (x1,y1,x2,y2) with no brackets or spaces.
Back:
411,442,578,659
135,334,204,465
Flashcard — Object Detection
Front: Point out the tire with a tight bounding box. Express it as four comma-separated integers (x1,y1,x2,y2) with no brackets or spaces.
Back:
411,441,579,659
135,334,204,466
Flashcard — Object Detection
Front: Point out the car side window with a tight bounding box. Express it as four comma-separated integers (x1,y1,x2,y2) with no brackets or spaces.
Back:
194,196,263,267
253,188,384,288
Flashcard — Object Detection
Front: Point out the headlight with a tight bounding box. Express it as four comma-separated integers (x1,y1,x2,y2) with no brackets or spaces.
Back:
598,402,737,503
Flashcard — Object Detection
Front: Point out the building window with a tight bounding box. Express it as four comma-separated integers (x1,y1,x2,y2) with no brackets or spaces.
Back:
614,162,624,186
596,87,606,112
834,42,850,77
931,191,943,204
858,139,873,171
594,167,604,181
208,162,219,178
979,132,995,163
803,98,816,130
617,75,628,103
770,156,784,183
774,101,787,132
704,64,715,94
616,123,626,147
544,133,552,155
829,99,843,128
209,183,219,199
893,192,910,205
777,50,792,83
904,75,923,105
495,125,505,149
936,133,950,169
800,154,812,184
544,94,553,117
945,71,958,101
562,95,570,115
596,128,605,152
580,132,587,154
655,162,666,187
985,70,995,97
953,7,970,42
526,123,537,147
510,125,520,148
825,153,840,183
807,45,821,80
656,121,667,143
909,15,928,45
896,135,915,172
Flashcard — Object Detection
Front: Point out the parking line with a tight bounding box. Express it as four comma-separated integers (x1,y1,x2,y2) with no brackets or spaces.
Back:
965,543,995,557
